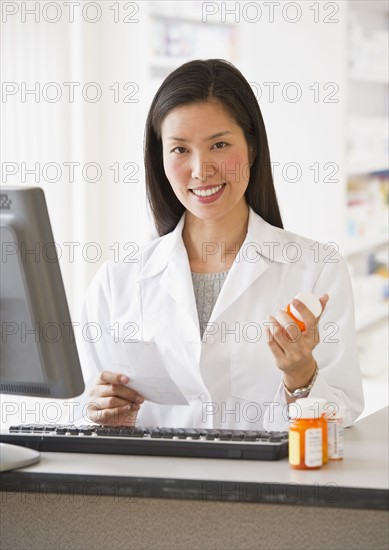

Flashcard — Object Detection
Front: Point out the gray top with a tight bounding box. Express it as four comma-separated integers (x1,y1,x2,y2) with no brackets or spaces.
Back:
191,270,229,337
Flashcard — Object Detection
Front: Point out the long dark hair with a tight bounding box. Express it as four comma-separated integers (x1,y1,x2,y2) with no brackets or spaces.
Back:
144,59,283,236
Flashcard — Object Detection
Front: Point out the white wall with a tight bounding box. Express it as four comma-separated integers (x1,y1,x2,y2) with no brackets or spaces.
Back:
1,2,153,322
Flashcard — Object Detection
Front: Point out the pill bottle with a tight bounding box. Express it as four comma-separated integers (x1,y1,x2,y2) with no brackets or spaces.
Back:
284,292,322,332
326,405,346,461
288,398,323,470
310,398,328,464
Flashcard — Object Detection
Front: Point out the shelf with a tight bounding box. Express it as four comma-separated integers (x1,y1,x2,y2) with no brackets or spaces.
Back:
350,0,389,14
349,70,389,85
149,11,236,26
148,5,239,76
355,302,388,332
347,158,389,176
345,235,388,257
149,3,202,22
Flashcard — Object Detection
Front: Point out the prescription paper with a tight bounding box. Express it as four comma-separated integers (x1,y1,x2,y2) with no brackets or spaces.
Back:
113,340,189,405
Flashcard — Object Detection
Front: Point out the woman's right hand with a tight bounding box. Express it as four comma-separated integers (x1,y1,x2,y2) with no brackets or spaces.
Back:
87,371,144,426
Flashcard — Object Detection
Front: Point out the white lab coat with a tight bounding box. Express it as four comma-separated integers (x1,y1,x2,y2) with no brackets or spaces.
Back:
77,208,364,431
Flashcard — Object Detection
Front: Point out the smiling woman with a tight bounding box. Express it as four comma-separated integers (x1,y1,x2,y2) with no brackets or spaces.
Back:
144,59,282,236
79,59,364,432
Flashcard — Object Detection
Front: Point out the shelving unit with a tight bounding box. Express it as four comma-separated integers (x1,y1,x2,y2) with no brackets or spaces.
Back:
349,70,389,85
355,302,388,333
147,1,239,85
345,0,388,334
345,235,388,257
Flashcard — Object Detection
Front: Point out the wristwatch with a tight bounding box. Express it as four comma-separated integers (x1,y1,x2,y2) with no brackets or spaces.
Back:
283,365,319,399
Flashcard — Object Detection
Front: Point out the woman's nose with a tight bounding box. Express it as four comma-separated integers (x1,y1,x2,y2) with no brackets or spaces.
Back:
191,156,217,182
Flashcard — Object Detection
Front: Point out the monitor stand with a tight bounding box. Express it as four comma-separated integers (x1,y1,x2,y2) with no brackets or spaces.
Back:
0,443,40,472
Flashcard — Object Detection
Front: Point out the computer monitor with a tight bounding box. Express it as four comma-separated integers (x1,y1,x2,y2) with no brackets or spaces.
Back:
0,186,85,470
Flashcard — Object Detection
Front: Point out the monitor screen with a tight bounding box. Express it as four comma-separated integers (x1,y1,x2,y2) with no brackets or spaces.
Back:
0,186,85,399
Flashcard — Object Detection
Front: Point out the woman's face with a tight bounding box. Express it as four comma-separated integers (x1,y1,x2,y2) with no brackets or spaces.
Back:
161,100,252,224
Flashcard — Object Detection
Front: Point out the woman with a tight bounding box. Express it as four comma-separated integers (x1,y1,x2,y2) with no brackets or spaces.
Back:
81,59,364,431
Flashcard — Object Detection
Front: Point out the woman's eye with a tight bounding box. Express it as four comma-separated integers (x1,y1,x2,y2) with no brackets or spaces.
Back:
171,146,188,154
212,141,227,149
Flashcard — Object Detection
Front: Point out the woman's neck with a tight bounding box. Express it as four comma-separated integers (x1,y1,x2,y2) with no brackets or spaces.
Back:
182,204,249,273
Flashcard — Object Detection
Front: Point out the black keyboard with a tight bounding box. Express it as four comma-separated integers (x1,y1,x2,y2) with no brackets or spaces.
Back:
1,425,289,461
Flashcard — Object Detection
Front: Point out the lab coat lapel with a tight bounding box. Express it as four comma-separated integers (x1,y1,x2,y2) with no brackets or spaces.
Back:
210,209,288,322
137,214,200,339
160,239,200,337
209,248,269,322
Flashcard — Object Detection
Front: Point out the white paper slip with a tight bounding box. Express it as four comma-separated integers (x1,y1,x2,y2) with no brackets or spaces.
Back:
113,340,189,406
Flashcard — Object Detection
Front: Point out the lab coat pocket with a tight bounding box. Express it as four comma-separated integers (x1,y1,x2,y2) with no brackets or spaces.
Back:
230,338,280,404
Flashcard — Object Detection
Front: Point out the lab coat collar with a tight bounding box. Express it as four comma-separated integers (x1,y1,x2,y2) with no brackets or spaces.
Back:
209,208,292,321
137,208,297,332
138,214,187,281
138,207,291,281
245,208,292,264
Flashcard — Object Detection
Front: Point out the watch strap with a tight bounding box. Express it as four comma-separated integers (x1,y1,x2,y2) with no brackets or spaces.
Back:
283,364,319,398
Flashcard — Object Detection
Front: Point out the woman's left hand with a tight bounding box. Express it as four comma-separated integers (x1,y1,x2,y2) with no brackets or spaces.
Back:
265,294,329,393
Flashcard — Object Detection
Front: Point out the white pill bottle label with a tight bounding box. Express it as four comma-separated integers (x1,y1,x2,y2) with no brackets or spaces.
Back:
328,418,344,460
304,428,323,467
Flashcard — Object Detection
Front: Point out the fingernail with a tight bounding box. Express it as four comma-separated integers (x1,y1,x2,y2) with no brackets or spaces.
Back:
136,396,144,405
120,375,129,384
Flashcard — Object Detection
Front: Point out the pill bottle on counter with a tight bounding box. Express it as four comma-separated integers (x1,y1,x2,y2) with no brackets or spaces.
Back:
310,398,328,464
327,405,346,461
284,292,322,332
288,397,324,470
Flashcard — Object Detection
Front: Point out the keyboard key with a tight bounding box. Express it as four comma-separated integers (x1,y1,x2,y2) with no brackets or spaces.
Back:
56,427,68,435
32,426,45,433
231,431,245,441
219,431,233,441
186,429,200,439
105,428,121,436
161,428,175,438
173,429,188,439
79,428,93,436
205,430,220,440
150,428,162,438
243,431,258,441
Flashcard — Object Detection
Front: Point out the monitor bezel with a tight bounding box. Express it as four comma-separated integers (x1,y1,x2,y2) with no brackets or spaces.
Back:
0,186,85,399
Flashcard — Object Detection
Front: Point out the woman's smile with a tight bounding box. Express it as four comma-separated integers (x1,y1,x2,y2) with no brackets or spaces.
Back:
190,183,226,201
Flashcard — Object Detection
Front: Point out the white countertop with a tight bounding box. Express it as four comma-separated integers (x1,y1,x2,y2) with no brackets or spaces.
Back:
8,407,388,494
